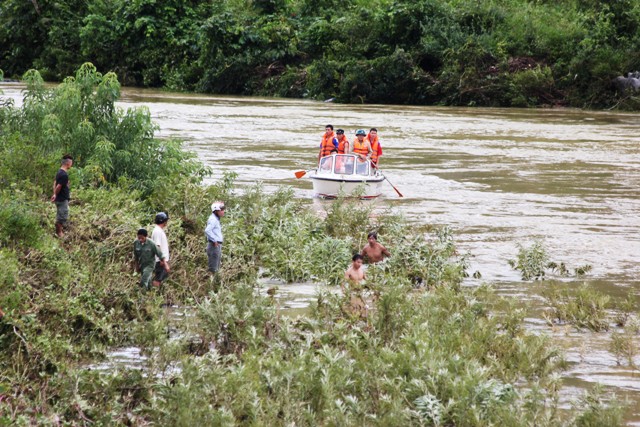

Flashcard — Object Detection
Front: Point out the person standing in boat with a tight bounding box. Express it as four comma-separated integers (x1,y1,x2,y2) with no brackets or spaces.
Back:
366,128,383,167
336,129,350,154
319,124,338,161
361,232,391,263
352,129,373,164
205,201,225,275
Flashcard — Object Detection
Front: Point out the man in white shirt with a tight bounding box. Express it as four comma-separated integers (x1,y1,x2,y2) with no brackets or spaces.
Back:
205,201,225,274
151,212,171,287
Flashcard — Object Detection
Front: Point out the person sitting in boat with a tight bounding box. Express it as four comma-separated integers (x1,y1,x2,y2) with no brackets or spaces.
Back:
366,128,383,167
319,124,338,161
336,129,350,154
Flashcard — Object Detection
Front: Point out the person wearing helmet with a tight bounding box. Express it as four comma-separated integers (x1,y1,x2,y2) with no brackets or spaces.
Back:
151,212,171,287
352,129,372,162
205,201,226,274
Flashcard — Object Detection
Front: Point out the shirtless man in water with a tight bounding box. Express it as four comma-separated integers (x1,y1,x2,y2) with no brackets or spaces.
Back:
361,232,391,263
344,254,365,285
343,254,368,317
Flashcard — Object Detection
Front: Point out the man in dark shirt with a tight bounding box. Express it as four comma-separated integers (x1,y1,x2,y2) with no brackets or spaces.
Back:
50,155,73,238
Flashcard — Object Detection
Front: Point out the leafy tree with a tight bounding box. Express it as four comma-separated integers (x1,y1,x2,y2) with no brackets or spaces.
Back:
0,63,207,196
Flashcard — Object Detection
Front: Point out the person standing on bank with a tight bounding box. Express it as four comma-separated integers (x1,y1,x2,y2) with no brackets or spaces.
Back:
151,212,171,287
50,155,73,238
205,201,225,274
134,228,168,290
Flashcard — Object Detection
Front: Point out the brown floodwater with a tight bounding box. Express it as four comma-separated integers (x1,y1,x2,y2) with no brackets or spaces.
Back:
2,83,640,423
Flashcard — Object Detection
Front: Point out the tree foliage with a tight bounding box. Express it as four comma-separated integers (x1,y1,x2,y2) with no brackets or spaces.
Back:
0,63,207,196
2,0,640,106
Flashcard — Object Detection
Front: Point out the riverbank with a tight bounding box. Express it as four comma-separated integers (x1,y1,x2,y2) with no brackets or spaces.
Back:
0,66,638,424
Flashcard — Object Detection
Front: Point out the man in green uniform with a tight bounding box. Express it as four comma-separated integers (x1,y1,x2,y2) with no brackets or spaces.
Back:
133,228,169,290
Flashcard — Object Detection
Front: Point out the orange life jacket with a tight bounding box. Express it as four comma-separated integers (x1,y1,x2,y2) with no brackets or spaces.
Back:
319,132,337,157
337,135,350,154
367,134,380,164
352,138,370,156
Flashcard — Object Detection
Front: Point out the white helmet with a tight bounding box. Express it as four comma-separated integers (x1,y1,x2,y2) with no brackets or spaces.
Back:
211,201,225,212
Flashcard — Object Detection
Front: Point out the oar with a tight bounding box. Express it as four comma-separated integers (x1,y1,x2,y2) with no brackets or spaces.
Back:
382,174,403,197
294,169,311,179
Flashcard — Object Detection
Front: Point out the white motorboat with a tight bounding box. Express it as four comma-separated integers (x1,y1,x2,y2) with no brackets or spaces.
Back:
308,154,385,199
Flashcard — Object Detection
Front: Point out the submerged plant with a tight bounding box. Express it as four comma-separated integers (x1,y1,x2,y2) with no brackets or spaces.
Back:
544,285,611,332
509,240,592,281
609,329,637,367
571,385,624,427
509,240,549,280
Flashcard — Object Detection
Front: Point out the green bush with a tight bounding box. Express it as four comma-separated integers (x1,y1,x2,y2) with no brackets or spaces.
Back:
0,197,42,248
2,64,208,196
544,285,611,332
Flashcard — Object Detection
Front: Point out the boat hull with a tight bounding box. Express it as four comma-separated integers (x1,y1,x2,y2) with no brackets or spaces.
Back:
310,175,385,199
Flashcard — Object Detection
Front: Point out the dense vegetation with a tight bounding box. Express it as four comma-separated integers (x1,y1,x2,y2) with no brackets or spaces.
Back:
2,0,640,108
0,65,631,424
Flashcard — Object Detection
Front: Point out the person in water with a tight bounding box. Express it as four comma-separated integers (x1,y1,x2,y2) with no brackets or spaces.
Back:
343,254,369,318
361,232,391,263
344,253,366,285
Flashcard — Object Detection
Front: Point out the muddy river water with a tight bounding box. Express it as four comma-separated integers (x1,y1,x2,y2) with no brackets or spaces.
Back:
3,84,640,423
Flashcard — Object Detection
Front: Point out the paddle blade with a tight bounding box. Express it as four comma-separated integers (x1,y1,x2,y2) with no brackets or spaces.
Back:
294,170,307,179
384,176,403,197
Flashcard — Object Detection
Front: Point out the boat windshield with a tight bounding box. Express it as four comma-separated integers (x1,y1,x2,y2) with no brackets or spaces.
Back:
355,158,370,176
318,156,334,174
334,155,355,175
318,154,375,176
